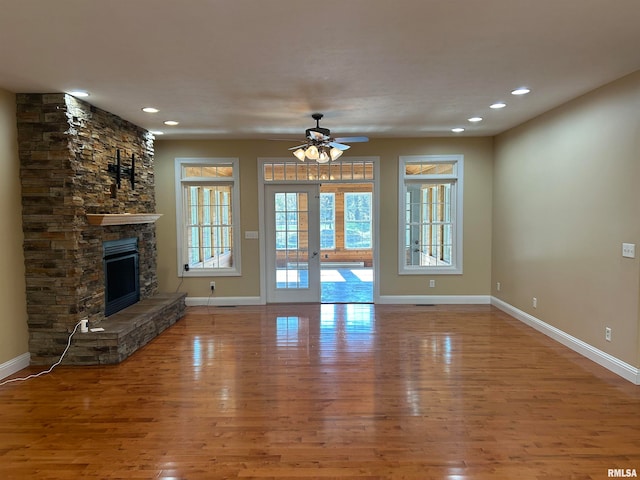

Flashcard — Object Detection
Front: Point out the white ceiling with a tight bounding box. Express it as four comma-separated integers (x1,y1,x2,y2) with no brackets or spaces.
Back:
1,0,639,140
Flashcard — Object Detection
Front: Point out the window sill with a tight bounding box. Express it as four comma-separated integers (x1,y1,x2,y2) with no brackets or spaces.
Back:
180,269,241,278
399,266,462,275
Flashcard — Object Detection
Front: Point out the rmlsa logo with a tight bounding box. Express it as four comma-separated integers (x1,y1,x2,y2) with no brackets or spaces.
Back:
608,469,638,478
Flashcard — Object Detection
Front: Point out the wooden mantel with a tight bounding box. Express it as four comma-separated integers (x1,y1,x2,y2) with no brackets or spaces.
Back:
86,213,162,226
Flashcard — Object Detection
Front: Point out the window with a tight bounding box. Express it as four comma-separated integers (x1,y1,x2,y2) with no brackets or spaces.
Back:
175,158,240,276
320,193,335,250
262,159,375,182
399,155,463,274
344,192,372,249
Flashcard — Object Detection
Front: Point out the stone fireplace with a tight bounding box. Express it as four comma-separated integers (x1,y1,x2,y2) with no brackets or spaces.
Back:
17,93,185,365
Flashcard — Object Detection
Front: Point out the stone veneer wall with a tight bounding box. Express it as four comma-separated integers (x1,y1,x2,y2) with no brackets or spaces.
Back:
17,93,159,365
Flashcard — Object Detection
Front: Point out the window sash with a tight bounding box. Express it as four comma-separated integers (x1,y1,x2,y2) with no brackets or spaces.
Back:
344,192,372,249
320,193,336,250
184,184,234,268
399,155,462,274
176,158,240,276
405,182,453,266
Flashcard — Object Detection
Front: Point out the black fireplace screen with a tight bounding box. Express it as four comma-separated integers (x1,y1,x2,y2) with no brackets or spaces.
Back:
103,237,140,316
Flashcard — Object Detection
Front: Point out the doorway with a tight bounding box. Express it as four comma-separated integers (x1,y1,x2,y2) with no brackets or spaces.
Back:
319,182,373,303
261,158,377,304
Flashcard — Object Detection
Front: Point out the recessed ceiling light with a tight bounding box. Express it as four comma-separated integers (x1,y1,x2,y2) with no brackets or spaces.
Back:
142,107,159,113
67,90,89,98
468,117,483,123
511,87,531,96
490,102,506,109
451,127,465,133
164,120,179,126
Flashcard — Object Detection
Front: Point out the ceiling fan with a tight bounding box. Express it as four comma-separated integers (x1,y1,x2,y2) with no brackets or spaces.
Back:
289,113,368,163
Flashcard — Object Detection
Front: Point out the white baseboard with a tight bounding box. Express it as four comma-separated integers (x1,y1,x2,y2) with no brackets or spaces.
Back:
377,295,491,305
187,295,491,307
185,296,264,307
492,297,640,385
0,352,30,381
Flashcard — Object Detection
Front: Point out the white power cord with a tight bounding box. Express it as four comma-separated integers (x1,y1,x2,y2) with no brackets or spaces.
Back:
0,320,82,386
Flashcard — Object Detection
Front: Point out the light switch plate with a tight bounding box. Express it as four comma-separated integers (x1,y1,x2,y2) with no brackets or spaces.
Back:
622,243,636,258
244,230,259,239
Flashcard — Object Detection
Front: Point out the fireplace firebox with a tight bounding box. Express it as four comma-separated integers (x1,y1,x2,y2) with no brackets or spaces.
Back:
104,238,140,316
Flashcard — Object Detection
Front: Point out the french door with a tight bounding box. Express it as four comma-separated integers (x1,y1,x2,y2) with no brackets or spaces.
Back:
265,184,320,303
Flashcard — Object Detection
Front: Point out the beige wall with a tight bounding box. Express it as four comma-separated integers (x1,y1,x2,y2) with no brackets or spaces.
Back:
0,88,29,364
154,137,494,299
493,71,640,367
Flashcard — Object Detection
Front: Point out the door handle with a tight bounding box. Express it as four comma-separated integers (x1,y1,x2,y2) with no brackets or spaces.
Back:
312,251,318,257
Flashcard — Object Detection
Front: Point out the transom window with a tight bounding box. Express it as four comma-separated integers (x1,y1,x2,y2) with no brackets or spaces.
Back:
263,160,374,182
399,155,463,274
175,158,241,276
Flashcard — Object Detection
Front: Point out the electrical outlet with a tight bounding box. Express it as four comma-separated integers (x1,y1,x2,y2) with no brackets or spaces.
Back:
496,282,501,292
429,279,435,288
210,281,215,292
532,297,537,308
605,327,612,342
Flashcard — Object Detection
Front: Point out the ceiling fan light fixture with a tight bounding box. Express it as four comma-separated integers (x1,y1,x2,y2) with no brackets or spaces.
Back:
293,148,306,161
317,147,331,163
330,147,343,161
286,113,369,163
305,145,319,160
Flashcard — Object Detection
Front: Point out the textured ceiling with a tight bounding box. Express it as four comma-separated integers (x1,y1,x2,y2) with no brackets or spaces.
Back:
1,0,639,140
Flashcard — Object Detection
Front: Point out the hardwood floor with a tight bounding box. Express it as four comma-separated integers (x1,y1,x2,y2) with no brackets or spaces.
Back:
1,304,639,479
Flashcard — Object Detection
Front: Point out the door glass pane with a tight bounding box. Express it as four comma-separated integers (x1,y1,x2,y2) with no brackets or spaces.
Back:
275,192,309,289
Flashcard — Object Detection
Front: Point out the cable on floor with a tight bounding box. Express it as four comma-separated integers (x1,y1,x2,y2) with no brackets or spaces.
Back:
0,320,82,386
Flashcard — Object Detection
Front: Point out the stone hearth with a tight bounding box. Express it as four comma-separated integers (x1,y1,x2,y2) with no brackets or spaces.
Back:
17,93,185,365
72,293,186,365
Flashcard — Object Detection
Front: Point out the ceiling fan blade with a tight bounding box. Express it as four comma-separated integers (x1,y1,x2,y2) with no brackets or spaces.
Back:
329,142,351,151
334,136,369,143
288,144,308,150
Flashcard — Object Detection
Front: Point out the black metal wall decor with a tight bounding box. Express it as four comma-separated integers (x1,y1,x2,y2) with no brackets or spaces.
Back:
107,149,136,189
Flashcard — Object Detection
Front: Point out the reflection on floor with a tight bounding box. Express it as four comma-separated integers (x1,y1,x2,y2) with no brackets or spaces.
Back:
321,268,373,303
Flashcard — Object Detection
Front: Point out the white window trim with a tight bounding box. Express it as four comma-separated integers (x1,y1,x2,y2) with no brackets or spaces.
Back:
398,155,463,275
175,157,241,277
